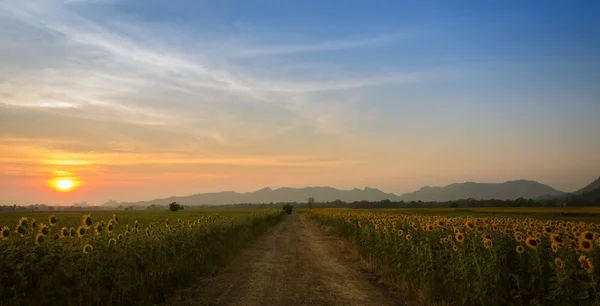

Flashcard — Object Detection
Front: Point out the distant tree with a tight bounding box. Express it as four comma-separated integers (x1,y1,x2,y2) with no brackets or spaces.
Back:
169,202,183,212
282,204,294,214
450,202,458,208
307,197,315,209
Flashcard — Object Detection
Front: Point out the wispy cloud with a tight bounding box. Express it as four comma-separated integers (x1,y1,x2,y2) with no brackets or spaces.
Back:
234,33,406,58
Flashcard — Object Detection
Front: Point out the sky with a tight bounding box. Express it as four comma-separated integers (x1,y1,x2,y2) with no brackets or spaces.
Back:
1,0,599,205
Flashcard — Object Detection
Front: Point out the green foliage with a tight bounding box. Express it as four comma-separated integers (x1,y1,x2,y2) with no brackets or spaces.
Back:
0,210,284,305
282,204,293,215
169,202,184,212
308,209,600,305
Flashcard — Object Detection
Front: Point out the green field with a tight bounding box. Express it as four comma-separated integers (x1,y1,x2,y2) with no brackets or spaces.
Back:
0,209,284,305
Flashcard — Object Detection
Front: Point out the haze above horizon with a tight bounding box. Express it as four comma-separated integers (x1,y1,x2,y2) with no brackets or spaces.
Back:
1,0,599,206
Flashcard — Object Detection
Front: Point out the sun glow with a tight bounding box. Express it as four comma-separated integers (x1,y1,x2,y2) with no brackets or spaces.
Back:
49,178,80,192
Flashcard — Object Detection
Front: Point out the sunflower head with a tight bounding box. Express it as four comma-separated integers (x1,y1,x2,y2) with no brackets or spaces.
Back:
35,233,45,245
112,214,119,224
551,243,559,253
82,214,93,229
516,245,525,254
579,240,594,253
108,238,117,246
452,244,458,252
77,226,86,238
579,255,594,274
82,244,93,254
94,223,103,235
30,219,37,229
525,237,538,249
17,217,29,228
70,227,76,237
550,234,564,245
117,234,124,240
483,238,493,249
554,258,564,269
39,224,50,235
48,215,57,226
1,226,10,240
455,233,465,243
405,234,412,241
16,225,27,235
581,231,595,242
107,222,114,233
60,227,69,238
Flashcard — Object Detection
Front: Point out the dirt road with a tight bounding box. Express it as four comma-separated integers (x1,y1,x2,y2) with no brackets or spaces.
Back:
168,214,404,306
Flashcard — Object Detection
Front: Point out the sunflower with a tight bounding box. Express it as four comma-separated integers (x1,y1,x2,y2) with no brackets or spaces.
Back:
397,229,404,236
70,227,76,237
16,225,27,236
107,222,114,233
452,244,458,252
48,215,57,227
550,234,564,245
112,214,119,224
82,244,93,254
38,224,50,236
544,226,553,234
579,240,594,253
514,233,524,242
525,237,538,249
482,233,492,240
551,243,559,253
100,221,106,227
35,233,45,245
117,234,124,240
405,234,412,241
17,217,28,228
81,214,93,229
145,228,150,236
579,255,594,274
1,226,10,240
516,245,525,254
581,231,595,242
30,219,37,230
77,226,86,238
554,258,564,269
94,223,103,235
60,227,70,239
108,238,117,246
455,233,465,243
483,238,493,249
134,220,139,229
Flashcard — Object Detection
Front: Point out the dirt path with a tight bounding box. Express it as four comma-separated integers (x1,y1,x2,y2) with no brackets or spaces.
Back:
168,214,404,306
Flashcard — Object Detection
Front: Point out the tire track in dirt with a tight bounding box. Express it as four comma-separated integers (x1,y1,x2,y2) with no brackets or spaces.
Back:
167,214,404,306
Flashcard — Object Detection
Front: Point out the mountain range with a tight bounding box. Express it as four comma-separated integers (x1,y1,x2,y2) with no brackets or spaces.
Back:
104,178,595,207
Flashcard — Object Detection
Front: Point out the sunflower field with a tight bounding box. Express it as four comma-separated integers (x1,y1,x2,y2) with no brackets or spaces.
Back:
308,209,600,305
0,210,284,305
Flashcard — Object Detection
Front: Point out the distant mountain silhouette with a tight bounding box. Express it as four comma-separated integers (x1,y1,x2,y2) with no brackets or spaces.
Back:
398,180,564,201
575,176,600,194
109,186,398,207
72,201,89,207
107,179,567,207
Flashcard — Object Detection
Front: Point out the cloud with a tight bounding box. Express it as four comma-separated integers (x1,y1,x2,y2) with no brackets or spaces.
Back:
234,33,406,58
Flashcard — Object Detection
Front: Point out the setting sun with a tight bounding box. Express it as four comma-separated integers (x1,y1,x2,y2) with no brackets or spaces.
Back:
49,178,80,192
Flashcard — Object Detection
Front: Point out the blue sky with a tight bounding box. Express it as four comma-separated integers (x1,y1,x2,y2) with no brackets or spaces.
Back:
1,0,599,205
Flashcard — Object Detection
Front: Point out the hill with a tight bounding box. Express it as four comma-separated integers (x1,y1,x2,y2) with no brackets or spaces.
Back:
397,180,564,202
575,176,600,194
107,179,567,207
109,186,398,207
